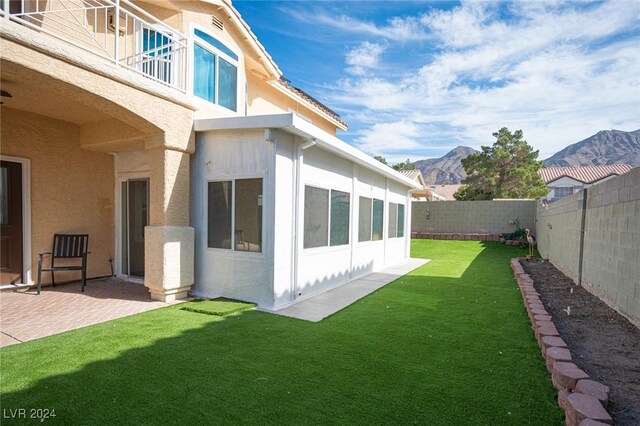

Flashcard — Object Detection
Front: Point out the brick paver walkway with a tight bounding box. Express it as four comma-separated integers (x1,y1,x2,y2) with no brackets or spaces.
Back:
0,278,180,347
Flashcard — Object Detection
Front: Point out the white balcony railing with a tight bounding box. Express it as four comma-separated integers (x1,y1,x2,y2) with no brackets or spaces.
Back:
1,0,187,92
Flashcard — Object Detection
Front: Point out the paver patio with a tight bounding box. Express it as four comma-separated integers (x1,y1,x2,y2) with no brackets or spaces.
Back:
0,278,181,347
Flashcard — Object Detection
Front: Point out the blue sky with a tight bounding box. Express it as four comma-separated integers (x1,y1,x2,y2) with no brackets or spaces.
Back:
235,1,640,163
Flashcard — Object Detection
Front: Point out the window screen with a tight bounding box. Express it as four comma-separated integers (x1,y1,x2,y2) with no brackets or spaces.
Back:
304,186,329,249
330,190,350,246
235,179,262,252
358,197,372,242
388,202,398,238
218,57,237,111
397,204,405,238
372,199,384,241
208,181,231,249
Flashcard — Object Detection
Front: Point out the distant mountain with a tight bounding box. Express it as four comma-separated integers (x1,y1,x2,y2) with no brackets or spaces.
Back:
415,146,478,185
544,129,640,167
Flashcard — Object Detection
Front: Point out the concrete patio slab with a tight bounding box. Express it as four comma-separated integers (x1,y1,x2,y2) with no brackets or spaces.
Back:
0,277,184,348
267,258,430,322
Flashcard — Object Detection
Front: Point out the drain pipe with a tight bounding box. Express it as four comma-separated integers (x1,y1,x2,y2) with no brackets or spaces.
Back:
291,138,316,302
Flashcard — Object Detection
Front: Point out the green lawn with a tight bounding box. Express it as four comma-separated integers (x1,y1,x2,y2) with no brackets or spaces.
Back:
0,240,562,425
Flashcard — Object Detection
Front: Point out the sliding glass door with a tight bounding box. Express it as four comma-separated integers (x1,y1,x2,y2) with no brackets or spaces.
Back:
121,179,149,279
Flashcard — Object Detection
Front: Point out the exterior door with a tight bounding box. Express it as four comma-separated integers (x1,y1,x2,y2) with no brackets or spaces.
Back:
0,161,23,285
121,179,149,279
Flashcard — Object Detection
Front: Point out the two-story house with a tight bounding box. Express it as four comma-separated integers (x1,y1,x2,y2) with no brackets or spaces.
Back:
0,0,419,309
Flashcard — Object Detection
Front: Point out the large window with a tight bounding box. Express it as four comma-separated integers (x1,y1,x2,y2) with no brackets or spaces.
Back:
303,186,351,249
193,28,238,111
388,203,405,238
208,179,262,252
358,197,384,242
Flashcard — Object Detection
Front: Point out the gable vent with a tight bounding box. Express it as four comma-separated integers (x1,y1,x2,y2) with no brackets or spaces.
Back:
211,15,223,31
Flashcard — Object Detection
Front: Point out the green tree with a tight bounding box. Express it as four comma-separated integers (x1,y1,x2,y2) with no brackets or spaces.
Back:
374,155,388,165
392,158,416,171
454,128,548,201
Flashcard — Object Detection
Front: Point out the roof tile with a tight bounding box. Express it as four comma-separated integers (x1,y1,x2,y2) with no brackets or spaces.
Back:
538,165,633,184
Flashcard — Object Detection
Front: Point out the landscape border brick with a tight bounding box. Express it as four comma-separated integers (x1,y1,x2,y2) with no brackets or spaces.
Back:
510,257,613,425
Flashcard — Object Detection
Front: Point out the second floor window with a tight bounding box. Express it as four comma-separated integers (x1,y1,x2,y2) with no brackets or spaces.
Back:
193,28,238,111
554,187,574,198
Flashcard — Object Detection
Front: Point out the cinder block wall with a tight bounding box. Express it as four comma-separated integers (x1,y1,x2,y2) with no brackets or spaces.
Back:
582,169,640,326
535,191,584,280
412,200,536,235
536,168,640,327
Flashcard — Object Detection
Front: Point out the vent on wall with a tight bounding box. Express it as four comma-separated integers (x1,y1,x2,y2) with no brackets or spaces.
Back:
211,15,223,31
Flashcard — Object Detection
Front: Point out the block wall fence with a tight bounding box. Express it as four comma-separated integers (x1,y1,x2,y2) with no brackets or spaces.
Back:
536,167,640,328
411,169,639,327
411,200,536,236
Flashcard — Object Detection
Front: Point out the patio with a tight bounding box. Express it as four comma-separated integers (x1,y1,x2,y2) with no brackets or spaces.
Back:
0,278,181,347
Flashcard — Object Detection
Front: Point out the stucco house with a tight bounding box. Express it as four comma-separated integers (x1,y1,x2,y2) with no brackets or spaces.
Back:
0,0,419,309
539,165,633,202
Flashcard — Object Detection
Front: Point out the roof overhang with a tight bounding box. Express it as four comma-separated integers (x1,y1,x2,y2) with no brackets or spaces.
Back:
198,0,281,79
195,113,421,190
545,174,619,185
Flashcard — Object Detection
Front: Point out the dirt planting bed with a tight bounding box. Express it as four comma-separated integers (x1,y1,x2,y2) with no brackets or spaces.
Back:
520,258,640,426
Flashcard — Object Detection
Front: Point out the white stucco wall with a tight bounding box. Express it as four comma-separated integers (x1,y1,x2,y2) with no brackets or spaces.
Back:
192,128,412,309
274,143,412,309
191,129,275,306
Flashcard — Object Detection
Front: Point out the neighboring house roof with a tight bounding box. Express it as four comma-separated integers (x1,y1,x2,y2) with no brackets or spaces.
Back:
276,77,348,130
195,113,421,190
539,165,633,184
427,184,461,201
398,170,426,188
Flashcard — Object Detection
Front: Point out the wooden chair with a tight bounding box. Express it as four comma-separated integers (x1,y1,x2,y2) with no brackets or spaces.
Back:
37,234,89,295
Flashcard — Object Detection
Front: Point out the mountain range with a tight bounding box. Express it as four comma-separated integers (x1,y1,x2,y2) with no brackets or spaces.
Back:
415,129,640,185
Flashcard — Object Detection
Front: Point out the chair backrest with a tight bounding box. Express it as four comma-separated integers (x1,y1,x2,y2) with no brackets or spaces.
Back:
52,234,89,259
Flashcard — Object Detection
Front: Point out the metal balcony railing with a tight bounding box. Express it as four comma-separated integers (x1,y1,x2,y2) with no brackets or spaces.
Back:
1,0,188,92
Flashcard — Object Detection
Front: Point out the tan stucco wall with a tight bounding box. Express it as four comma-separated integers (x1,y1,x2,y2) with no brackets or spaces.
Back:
246,74,339,134
536,168,640,327
140,1,342,134
1,108,115,284
412,200,537,235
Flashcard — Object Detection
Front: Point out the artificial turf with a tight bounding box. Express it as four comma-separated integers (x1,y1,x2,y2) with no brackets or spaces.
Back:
0,240,563,425
179,298,256,316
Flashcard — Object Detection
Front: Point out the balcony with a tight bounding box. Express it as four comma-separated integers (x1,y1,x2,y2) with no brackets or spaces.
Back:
1,0,187,92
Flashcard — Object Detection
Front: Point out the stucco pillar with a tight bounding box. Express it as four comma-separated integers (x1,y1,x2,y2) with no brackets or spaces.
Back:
144,136,194,302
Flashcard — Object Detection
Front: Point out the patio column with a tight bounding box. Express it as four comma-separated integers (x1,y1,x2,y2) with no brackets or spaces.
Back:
144,133,195,302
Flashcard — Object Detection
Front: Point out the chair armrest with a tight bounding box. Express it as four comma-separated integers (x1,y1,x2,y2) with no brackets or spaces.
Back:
38,252,52,258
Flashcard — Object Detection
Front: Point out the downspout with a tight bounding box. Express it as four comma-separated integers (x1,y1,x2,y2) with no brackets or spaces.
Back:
291,138,316,302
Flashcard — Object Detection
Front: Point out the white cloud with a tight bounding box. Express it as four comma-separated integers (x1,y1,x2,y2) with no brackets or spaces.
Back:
282,7,431,41
345,42,386,76
354,121,423,155
320,0,640,162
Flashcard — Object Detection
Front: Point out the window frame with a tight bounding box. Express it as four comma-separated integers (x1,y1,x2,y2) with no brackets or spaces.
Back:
554,186,574,198
388,202,406,239
302,183,352,251
190,25,240,112
206,177,264,256
358,196,384,244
